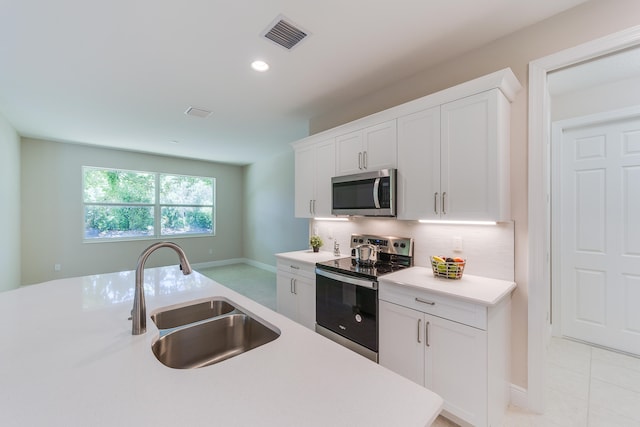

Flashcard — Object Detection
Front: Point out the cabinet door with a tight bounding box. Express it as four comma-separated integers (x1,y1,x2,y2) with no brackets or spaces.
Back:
313,139,336,217
424,314,487,427
397,107,441,220
294,146,316,218
441,89,506,221
363,120,397,171
276,272,298,321
293,275,316,330
379,300,425,386
336,130,363,176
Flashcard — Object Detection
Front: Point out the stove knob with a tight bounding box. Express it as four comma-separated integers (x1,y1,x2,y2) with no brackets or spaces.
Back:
393,242,399,247
400,243,406,248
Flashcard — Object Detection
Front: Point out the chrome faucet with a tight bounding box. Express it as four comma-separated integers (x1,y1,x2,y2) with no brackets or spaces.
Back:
132,241,192,335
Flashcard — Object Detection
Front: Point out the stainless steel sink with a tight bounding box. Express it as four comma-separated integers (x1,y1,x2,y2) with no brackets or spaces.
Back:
150,300,280,369
151,298,235,329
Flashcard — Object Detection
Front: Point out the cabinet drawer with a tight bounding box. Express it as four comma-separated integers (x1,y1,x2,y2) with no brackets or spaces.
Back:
379,282,487,330
276,260,316,280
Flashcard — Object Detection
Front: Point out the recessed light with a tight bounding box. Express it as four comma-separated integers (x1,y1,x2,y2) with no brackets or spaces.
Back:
251,60,270,72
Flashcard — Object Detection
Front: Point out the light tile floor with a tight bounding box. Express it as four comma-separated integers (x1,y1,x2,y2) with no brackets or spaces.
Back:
196,265,640,427
196,263,277,310
501,337,640,427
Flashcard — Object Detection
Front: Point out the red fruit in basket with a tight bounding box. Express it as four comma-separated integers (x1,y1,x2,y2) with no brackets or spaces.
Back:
453,257,464,263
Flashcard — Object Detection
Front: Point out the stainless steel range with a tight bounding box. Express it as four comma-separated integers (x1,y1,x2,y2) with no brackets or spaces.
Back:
315,234,414,362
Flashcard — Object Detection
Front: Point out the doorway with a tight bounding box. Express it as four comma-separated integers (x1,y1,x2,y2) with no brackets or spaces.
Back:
551,108,640,355
528,25,640,413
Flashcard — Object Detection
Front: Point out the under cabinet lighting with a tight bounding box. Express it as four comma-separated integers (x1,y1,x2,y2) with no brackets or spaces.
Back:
418,219,497,225
313,217,349,221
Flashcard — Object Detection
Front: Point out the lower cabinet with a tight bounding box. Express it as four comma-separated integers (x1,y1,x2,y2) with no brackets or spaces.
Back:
379,285,510,427
276,260,316,330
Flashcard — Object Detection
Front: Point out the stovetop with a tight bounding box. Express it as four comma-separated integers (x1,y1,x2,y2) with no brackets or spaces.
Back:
315,234,414,281
315,256,410,281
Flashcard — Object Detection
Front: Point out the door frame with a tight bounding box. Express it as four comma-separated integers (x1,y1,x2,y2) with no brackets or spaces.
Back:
527,24,640,413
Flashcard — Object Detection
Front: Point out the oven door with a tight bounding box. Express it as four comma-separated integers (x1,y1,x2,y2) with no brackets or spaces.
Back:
315,268,378,357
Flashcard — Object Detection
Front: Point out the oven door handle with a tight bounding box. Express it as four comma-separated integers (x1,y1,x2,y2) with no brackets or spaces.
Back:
315,268,378,290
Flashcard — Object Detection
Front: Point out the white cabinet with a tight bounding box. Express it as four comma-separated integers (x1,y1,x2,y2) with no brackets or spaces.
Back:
398,89,511,221
336,120,397,176
276,259,316,330
397,106,441,220
294,138,335,218
379,281,510,427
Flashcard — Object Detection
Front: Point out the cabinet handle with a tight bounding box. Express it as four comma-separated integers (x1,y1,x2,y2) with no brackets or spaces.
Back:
290,278,294,294
425,321,430,347
290,265,300,270
417,318,422,343
442,191,447,215
434,192,439,215
415,297,436,306
312,199,316,215
363,151,368,169
358,152,363,169
309,200,313,214
290,278,297,295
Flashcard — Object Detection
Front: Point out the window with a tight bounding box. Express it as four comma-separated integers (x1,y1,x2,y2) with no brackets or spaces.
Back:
83,167,215,241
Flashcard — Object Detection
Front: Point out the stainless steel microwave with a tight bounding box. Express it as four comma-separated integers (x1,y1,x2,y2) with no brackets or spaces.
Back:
331,169,396,217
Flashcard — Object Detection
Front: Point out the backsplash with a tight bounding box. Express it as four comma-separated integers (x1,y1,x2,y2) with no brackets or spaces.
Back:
309,218,514,281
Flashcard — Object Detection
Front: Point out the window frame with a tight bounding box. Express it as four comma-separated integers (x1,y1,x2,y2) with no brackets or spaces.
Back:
82,166,216,243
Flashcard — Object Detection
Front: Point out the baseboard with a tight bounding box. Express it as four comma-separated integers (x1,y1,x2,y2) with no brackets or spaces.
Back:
191,258,246,269
243,259,277,273
192,258,277,274
509,383,528,410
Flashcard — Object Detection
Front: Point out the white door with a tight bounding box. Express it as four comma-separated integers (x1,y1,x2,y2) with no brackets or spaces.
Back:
559,113,640,355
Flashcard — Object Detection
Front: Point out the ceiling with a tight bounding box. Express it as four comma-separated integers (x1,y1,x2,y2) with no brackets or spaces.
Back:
1,0,590,165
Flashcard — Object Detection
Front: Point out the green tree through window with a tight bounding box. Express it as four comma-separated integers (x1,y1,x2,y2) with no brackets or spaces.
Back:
83,167,215,240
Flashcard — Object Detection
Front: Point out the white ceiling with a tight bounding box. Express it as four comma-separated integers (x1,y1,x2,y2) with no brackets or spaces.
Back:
0,0,590,165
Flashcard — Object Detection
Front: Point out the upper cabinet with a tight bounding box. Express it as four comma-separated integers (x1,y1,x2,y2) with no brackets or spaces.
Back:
336,120,397,176
398,89,511,221
397,106,441,220
294,138,335,218
292,68,521,221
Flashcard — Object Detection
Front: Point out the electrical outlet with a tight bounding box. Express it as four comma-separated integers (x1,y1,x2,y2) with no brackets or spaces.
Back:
54,264,61,272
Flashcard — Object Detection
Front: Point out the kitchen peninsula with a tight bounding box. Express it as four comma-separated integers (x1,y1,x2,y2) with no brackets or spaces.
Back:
0,266,443,427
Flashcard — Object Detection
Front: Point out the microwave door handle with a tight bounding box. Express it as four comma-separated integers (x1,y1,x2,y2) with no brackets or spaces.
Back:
373,177,381,208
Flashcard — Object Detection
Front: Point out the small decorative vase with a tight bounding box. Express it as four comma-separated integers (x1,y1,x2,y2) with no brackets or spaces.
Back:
312,246,319,252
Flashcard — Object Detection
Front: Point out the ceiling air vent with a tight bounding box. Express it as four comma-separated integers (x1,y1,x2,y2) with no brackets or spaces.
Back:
184,106,212,118
261,15,309,50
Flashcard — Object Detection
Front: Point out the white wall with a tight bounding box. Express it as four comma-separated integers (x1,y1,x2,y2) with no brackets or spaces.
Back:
243,150,308,269
552,74,640,121
20,138,244,285
0,113,21,292
307,0,640,389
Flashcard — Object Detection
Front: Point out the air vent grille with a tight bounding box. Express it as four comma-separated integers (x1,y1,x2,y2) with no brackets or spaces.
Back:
262,16,308,50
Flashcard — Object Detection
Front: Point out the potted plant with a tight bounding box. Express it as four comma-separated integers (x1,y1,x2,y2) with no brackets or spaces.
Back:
310,235,323,252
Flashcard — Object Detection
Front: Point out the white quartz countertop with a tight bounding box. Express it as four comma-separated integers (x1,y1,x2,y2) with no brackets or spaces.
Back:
0,266,442,427
276,249,340,264
380,267,516,306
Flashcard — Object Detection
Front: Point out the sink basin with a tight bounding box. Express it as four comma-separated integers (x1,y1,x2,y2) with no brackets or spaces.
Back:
151,298,235,329
152,313,280,369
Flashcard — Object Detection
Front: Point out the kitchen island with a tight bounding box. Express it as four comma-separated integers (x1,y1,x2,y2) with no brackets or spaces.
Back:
0,266,443,427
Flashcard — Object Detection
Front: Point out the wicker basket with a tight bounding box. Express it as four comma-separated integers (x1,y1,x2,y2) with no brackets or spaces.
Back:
430,256,466,279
